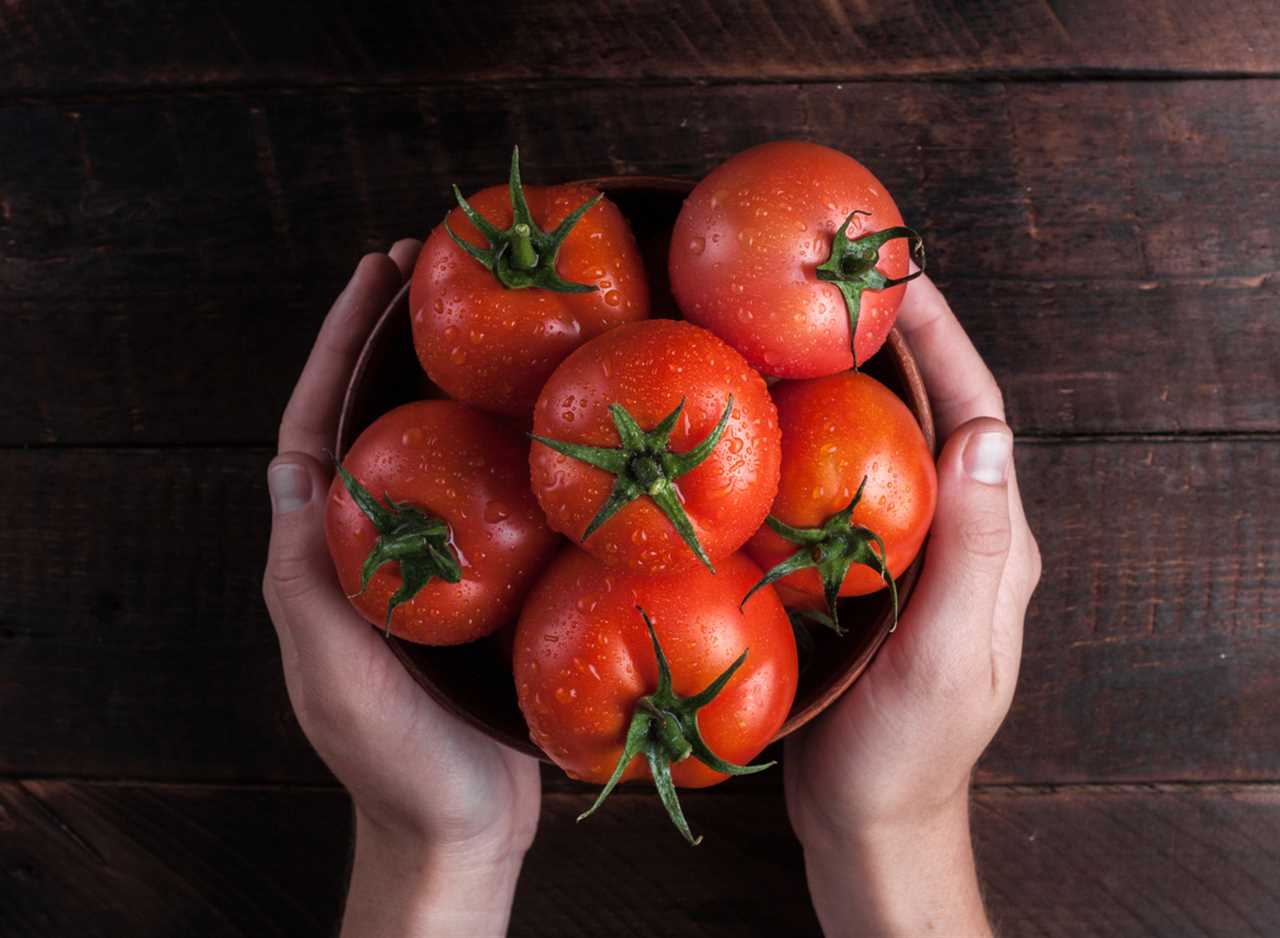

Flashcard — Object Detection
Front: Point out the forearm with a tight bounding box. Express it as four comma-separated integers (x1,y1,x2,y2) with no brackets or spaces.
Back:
341,811,525,938
802,795,990,938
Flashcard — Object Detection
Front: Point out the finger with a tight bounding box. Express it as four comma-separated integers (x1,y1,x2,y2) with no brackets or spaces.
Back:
278,252,404,460
990,457,1040,699
264,452,384,670
896,272,1005,438
891,417,1014,694
388,238,423,281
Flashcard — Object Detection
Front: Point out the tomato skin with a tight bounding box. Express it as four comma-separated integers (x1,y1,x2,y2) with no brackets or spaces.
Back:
514,547,797,787
411,184,649,417
529,319,781,575
326,401,559,645
670,141,910,378
745,372,937,606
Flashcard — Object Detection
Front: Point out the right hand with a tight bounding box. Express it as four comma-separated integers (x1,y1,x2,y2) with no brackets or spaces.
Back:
785,272,1041,936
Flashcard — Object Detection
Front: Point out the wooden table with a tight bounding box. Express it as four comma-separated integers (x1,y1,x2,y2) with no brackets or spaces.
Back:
3,3,1277,935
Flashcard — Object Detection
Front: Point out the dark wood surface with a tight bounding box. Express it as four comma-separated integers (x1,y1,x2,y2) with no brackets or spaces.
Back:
4,783,1278,938
2,3,1277,935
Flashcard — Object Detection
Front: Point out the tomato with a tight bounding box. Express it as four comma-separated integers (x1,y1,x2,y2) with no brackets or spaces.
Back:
669,140,923,379
411,148,649,417
514,546,797,842
744,371,936,629
326,400,559,645
529,319,781,576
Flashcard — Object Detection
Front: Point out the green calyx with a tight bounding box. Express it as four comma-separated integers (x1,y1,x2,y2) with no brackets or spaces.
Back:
815,210,926,367
335,463,462,634
577,607,775,845
530,396,733,572
740,476,898,635
445,146,602,293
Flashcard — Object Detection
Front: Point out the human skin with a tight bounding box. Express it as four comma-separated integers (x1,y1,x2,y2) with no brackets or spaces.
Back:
263,244,1038,937
263,241,539,937
784,268,1041,937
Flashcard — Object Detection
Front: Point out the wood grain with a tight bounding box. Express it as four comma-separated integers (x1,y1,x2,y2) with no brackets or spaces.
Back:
2,81,1277,445
1,439,1275,784
2,0,1277,94
2,781,1277,937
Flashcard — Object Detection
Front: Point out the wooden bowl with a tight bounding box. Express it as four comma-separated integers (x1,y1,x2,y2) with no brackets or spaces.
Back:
336,176,935,759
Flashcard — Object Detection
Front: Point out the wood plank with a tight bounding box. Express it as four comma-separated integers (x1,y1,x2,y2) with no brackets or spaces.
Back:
2,81,1277,444
0,439,1275,784
2,0,1278,94
2,781,1277,937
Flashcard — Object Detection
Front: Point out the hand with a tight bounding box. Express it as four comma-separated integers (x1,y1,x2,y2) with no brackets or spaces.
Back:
784,273,1041,937
262,243,540,937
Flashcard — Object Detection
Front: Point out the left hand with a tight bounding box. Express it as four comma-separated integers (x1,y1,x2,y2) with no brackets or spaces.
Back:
262,241,540,936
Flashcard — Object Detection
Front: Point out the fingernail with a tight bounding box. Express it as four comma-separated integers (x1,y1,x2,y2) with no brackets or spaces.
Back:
268,462,312,514
963,430,1011,485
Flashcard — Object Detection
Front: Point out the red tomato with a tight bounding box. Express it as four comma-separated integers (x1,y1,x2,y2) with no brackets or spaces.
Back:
745,372,936,626
514,546,797,841
411,150,649,417
669,141,922,379
529,319,780,576
326,400,559,645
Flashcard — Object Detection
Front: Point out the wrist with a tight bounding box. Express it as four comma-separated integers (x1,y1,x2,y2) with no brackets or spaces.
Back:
342,810,527,938
801,791,990,938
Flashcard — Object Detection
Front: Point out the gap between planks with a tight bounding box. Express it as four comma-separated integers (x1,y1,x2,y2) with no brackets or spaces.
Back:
3,432,1279,453
2,776,1277,795
4,69,1280,107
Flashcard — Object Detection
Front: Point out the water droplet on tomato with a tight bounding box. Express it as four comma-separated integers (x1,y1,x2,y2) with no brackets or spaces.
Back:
604,290,622,307
432,298,445,314
401,428,425,447
469,329,485,344
484,500,510,523
688,236,706,255
444,325,459,341
631,528,648,544
450,347,466,365
736,309,753,323
728,436,745,454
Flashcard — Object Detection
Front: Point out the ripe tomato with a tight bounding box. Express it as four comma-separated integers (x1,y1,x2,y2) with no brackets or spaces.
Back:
326,400,559,645
514,546,797,842
529,319,780,576
744,371,936,629
411,149,649,417
669,140,923,379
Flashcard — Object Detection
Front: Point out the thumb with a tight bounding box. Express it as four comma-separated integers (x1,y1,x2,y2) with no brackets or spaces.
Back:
894,418,1014,678
264,452,374,662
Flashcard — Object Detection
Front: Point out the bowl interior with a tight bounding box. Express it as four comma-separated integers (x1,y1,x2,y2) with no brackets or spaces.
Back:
337,178,935,759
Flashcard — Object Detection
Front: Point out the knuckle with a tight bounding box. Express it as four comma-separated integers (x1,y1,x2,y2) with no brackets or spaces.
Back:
266,554,319,603
1025,534,1044,586
958,511,1012,559
293,676,357,742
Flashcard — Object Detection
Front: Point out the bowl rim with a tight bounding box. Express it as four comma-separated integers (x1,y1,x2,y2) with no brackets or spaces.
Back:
336,174,935,757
